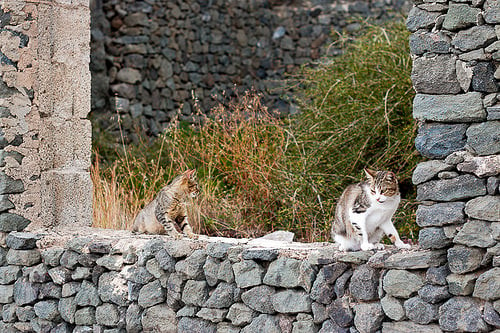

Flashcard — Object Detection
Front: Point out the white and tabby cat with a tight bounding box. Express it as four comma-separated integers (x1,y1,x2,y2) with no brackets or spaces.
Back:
132,169,200,239
331,169,411,251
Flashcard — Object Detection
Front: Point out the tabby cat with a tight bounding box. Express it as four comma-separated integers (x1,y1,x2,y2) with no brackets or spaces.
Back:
331,169,411,251
132,169,200,239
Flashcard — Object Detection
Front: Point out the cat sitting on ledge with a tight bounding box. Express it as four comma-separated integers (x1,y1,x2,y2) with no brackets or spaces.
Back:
331,168,411,252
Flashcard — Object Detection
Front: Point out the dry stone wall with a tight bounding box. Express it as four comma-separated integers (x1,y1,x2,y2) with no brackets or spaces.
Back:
0,229,497,333
90,0,409,138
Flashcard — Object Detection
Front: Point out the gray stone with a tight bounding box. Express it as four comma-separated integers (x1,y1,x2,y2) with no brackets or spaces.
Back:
155,248,176,272
334,269,353,297
417,175,486,201
75,280,100,307
233,260,264,288
176,305,198,317
383,269,424,298
38,282,61,299
29,263,49,283
72,267,91,280
465,196,500,221
406,7,440,32
413,92,484,123
426,265,450,285
178,317,215,333
6,232,38,250
138,280,165,307
488,177,500,195
31,318,56,332
217,322,240,333
203,256,220,286
419,227,452,250
439,297,488,332
464,124,492,150
241,285,276,314
411,56,461,95
381,249,447,270
417,203,466,227
272,289,311,313
6,249,41,266
164,239,194,258
58,297,76,324
136,239,166,265
227,303,256,326
242,248,278,261
241,314,280,333
458,155,500,178
2,302,16,322
263,257,316,292
442,3,480,30
61,282,80,297
204,282,235,308
96,255,123,271
418,284,451,304
472,62,498,93
175,249,206,279
452,25,497,52
16,305,35,321
0,284,13,303
445,150,473,165
34,300,59,321
327,297,353,328
404,297,438,325
447,272,481,296
13,278,38,305
336,251,372,264
96,303,119,326
260,230,295,242
349,264,379,301
448,245,484,274
0,173,24,195
484,301,500,327
98,272,128,306
484,0,500,23
0,265,20,284
415,123,468,159
312,302,329,324
141,304,177,332
412,160,453,185
353,302,384,333
196,307,228,323
455,219,495,247
473,267,500,300
409,32,450,55
60,250,80,269
319,320,349,333
122,266,154,284
74,307,96,326
0,212,30,232
126,303,142,333
206,242,233,259
382,321,442,333
182,280,208,307
116,68,141,84
218,259,235,283
381,295,405,321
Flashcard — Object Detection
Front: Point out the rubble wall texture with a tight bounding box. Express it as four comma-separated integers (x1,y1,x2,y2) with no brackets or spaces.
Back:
0,230,497,333
0,0,93,231
90,0,410,138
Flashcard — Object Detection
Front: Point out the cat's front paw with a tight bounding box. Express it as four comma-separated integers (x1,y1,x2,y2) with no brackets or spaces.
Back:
374,243,385,250
186,232,199,240
360,242,375,251
171,232,183,240
395,241,411,249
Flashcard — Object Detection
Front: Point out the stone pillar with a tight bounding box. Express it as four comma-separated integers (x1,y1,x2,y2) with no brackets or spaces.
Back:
409,0,499,331
0,0,92,230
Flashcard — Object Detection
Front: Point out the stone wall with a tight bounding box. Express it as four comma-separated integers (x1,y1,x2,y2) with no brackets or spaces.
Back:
90,0,409,138
0,228,497,333
0,0,92,231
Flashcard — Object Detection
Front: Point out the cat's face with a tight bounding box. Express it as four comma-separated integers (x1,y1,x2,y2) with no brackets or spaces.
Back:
182,169,200,198
364,169,399,203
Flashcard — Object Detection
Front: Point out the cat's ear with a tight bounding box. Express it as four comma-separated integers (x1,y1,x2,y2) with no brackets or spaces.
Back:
364,168,376,180
386,171,397,182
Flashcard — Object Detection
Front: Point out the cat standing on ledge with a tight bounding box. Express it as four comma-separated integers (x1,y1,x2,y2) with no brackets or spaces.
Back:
331,168,411,252
132,169,200,239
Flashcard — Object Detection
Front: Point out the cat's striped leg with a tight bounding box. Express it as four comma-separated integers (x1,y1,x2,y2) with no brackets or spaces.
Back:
179,218,198,239
379,220,411,249
350,211,374,251
159,215,183,239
